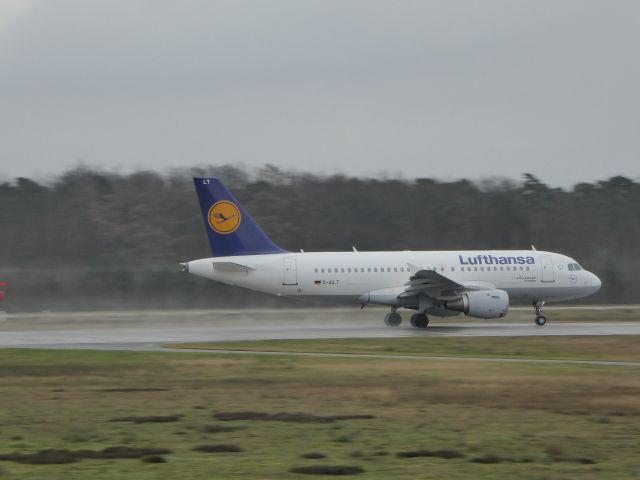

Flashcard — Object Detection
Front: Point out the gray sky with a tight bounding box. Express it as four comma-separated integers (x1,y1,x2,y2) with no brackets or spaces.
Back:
0,0,638,186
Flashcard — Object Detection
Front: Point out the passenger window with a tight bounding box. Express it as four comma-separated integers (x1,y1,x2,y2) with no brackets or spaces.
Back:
400,267,404,272
394,267,397,272
480,267,484,271
451,267,454,272
321,268,325,273
361,268,364,272
314,268,318,273
526,266,530,271
474,267,478,271
341,268,344,273
373,268,377,272
500,267,504,271
520,266,523,271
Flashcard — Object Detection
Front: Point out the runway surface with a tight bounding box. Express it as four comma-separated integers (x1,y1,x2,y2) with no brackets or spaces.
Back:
1,308,639,353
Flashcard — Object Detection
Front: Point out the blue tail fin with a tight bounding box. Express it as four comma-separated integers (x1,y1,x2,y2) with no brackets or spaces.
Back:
193,177,287,257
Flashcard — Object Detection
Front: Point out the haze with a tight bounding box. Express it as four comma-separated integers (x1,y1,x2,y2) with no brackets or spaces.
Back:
0,0,638,186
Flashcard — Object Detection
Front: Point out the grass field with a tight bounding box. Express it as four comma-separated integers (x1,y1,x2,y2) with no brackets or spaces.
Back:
170,335,640,362
1,338,640,479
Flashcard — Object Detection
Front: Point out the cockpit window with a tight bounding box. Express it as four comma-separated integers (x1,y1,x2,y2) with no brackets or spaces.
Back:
568,264,574,271
568,263,582,271
574,263,582,271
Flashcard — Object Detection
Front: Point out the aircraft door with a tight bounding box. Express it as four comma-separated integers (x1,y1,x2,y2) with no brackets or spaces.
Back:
283,258,298,285
540,255,555,282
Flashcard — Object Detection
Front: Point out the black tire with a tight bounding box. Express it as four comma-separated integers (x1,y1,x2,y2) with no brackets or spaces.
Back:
411,313,429,329
535,315,547,326
384,312,401,327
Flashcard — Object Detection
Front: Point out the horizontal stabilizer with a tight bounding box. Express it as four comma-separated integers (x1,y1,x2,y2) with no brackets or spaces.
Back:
212,261,255,272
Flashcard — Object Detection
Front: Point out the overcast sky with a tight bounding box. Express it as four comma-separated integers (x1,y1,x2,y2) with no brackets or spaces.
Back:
0,0,638,186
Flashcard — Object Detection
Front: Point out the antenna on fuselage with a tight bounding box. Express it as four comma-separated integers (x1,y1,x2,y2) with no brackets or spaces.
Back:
531,245,537,251
352,246,358,252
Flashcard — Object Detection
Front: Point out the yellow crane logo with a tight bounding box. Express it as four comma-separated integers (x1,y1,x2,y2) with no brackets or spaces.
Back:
208,201,241,234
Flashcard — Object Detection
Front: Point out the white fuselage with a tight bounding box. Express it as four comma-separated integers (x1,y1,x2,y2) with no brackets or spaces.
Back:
185,250,601,313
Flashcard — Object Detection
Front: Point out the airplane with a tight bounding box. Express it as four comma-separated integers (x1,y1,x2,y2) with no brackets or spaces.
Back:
181,178,602,327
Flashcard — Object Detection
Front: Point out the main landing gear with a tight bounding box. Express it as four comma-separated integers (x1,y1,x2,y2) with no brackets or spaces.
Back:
384,308,402,327
410,313,429,329
383,308,430,329
534,301,547,326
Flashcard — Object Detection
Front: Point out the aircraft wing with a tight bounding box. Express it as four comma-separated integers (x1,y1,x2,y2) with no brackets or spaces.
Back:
398,269,492,300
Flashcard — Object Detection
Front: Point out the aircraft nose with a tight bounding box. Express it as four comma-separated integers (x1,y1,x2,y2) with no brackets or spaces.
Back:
588,272,601,293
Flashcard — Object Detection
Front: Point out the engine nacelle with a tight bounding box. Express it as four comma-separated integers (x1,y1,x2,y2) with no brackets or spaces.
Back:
445,289,509,319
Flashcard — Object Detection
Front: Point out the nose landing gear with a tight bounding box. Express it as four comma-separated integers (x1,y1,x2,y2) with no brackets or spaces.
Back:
534,301,547,326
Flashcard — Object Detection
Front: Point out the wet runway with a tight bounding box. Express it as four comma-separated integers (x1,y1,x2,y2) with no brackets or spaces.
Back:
1,308,639,351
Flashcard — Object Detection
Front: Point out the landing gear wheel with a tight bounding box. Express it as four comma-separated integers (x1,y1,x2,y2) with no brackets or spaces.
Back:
384,312,402,327
410,313,429,329
533,301,547,326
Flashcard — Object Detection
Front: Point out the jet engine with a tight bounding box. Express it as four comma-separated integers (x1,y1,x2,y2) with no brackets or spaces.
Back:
444,289,509,319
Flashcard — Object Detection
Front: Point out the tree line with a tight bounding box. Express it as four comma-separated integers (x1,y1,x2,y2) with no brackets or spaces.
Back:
0,166,637,311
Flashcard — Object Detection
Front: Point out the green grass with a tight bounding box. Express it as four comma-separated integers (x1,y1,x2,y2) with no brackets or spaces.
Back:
0,344,639,479
169,335,640,362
